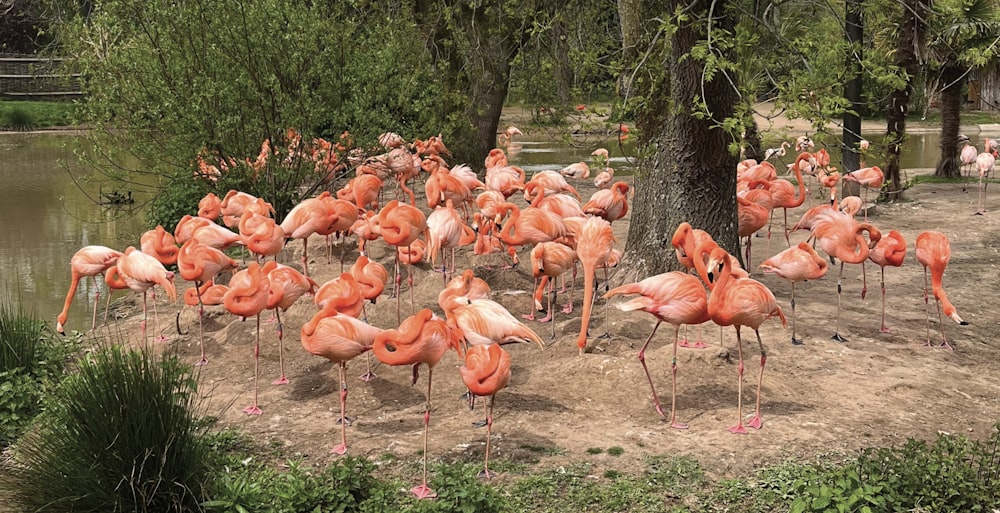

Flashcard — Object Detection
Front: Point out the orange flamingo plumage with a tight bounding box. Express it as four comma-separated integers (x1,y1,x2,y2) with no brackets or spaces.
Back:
868,230,907,333
198,192,222,220
524,242,577,339
223,262,271,414
438,269,492,317
574,216,615,355
173,214,214,244
915,231,968,349
263,260,317,384
56,245,124,335
177,239,238,365
768,152,809,244
116,246,177,344
459,343,512,479
604,271,709,428
759,242,828,345
372,308,456,498
705,248,785,434
496,202,567,268
300,305,383,454
377,199,428,323
140,225,179,267
582,181,629,223
239,210,285,262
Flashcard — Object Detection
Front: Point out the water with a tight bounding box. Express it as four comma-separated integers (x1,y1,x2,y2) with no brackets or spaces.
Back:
0,130,942,331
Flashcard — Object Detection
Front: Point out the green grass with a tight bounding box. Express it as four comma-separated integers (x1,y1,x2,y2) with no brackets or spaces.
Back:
0,99,77,130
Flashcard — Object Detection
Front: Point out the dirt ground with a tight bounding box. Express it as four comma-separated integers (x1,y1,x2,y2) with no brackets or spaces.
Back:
93,156,1000,484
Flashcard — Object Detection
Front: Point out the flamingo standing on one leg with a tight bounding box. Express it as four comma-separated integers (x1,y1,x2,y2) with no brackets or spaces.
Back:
768,152,808,245
262,261,317,384
301,304,383,454
868,230,907,333
603,272,708,428
56,245,124,335
574,216,615,355
842,166,884,221
377,200,427,324
705,248,786,433
279,192,335,277
372,308,455,498
759,242,828,345
177,239,238,366
975,150,996,215
460,343,511,479
915,231,969,349
223,262,271,415
116,247,177,345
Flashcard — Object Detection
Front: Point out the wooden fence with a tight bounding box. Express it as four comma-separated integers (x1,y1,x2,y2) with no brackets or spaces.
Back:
0,54,81,99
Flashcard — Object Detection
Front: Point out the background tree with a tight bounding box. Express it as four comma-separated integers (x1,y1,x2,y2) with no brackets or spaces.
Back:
929,0,1000,177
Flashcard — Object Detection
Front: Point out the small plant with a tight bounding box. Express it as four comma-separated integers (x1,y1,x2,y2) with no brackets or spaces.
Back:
607,446,624,456
10,345,207,512
587,447,604,454
0,106,35,131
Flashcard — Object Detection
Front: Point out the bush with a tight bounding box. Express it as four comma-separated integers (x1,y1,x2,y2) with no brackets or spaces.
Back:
0,297,71,446
0,106,35,131
9,346,207,512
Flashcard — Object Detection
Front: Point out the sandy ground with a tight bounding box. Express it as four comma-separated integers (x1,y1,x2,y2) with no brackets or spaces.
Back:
88,151,1000,483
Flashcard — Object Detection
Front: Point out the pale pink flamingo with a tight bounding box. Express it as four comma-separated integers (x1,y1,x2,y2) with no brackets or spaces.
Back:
759,242,829,345
56,245,124,335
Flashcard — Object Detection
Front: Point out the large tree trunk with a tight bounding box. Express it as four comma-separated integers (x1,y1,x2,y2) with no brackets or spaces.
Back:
616,0,649,101
619,0,740,281
884,0,929,201
935,65,965,177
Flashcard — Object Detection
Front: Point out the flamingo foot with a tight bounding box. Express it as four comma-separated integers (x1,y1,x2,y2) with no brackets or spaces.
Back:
472,418,488,428
520,313,536,321
791,337,804,346
331,444,347,455
265,315,278,324
537,313,552,323
357,372,378,382
242,405,263,416
271,376,289,385
670,421,689,430
410,484,437,499
154,335,169,343
195,358,208,367
940,341,954,351
747,415,763,430
561,302,573,314
478,469,497,480
831,332,848,343
728,423,748,434
879,326,892,334
690,340,709,349
678,338,691,348
653,404,666,418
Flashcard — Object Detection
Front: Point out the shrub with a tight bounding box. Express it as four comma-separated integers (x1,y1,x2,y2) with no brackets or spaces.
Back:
0,106,35,131
0,297,72,446
10,346,207,512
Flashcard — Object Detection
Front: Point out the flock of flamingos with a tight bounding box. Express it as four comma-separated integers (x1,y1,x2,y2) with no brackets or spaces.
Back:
52,127,996,498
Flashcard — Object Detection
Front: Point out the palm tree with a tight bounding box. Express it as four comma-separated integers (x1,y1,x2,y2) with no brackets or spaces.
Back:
928,0,1000,177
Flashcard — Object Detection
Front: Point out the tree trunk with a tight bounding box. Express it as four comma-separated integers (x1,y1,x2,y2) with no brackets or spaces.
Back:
883,0,928,201
616,0,648,101
619,0,740,281
935,65,965,177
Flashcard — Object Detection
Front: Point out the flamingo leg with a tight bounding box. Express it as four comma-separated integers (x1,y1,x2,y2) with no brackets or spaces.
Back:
636,320,666,418
831,262,848,342
91,275,101,331
272,309,289,385
728,326,748,434
861,261,868,300
140,290,148,346
332,362,349,454
357,301,378,382
302,238,310,277
934,290,953,351
522,277,539,321
783,208,791,247
151,290,168,343
195,282,208,367
537,276,553,323
103,284,114,326
879,267,891,333
922,266,934,347
242,314,263,415
478,395,497,479
562,266,575,314
598,265,611,339
790,282,803,345
669,325,689,429
977,175,985,215
411,368,437,499
746,329,767,430
393,253,402,325
407,258,415,317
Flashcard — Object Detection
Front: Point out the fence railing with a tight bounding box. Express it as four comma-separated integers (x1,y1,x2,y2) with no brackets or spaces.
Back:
0,55,82,99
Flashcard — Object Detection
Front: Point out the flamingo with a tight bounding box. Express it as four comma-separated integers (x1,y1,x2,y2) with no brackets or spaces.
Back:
438,269,492,317
446,297,544,351
670,222,722,348
763,141,790,162
173,214,213,244
705,248,785,434
223,262,271,414
100,266,130,327
239,210,285,262
737,195,770,270
197,192,222,220
759,242,829,345
316,195,358,269
582,181,629,223
524,170,580,201
425,200,476,281
603,271,708,428
574,216,615,355
177,239,238,365
593,167,615,189
116,247,177,344
559,161,590,180
263,261,317,384
459,343,511,479
868,230,906,333
524,182,585,219
314,273,364,319
372,308,455,498
496,202,567,268
377,199,428,323
220,190,264,229
497,125,522,149
524,242,577,340
769,152,809,244
915,231,968,349
300,305,383,454
56,245,124,335
140,225,179,267
959,137,978,177
280,192,335,277
975,150,996,215
810,211,881,342
842,166,884,220
191,222,243,251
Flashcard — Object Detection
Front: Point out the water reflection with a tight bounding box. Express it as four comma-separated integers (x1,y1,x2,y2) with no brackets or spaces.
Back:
0,134,146,325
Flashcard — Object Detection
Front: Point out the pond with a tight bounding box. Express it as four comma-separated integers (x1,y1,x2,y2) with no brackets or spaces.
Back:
0,129,943,331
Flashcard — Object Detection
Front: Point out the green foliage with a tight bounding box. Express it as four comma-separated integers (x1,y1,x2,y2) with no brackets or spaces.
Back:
0,106,35,131
58,0,443,228
406,462,506,513
0,297,73,446
790,429,1000,513
0,100,77,129
10,346,207,512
